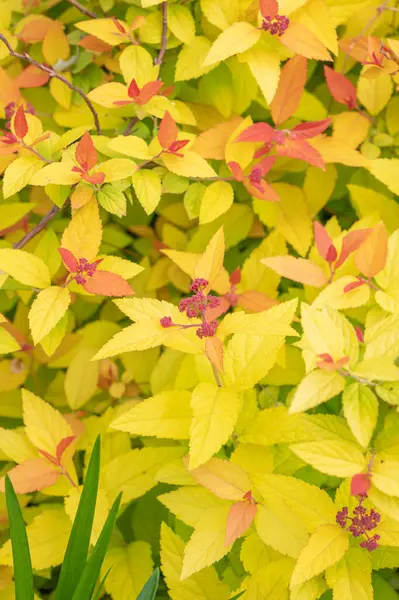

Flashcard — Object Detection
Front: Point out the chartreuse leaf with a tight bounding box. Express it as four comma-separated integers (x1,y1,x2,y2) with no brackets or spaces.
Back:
326,547,372,600
55,436,101,600
203,22,261,67
5,475,34,600
61,197,102,261
71,492,122,600
28,286,71,345
342,383,378,448
137,567,160,600
0,249,51,289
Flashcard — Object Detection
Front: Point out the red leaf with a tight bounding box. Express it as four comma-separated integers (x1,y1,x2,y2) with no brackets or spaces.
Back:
351,473,371,496
228,161,244,181
111,16,127,34
314,222,337,262
335,229,371,269
260,0,279,17
290,118,331,140
38,448,58,465
257,155,276,175
236,122,276,143
230,267,241,286
324,66,357,109
59,247,79,272
344,279,365,293
75,131,98,171
138,80,163,105
158,111,178,150
14,106,28,139
168,139,189,155
0,459,60,494
225,499,257,547
127,78,140,99
14,66,50,88
83,171,105,185
276,138,325,169
355,325,364,343
244,179,280,202
82,270,134,297
270,56,307,125
56,436,76,465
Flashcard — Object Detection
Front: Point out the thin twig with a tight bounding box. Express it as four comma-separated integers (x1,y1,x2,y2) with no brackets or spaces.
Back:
339,368,378,387
154,2,168,67
211,363,223,387
0,34,102,135
13,205,60,249
123,117,139,136
67,0,98,18
21,140,52,164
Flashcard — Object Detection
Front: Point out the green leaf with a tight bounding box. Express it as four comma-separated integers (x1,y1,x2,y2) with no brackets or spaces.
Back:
136,567,160,600
5,475,34,600
55,436,101,600
71,493,122,600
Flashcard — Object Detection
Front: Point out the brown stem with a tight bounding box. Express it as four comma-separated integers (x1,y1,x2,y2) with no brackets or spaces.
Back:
211,363,223,387
338,368,378,387
67,0,98,18
154,2,168,67
21,140,52,164
123,117,139,136
13,205,60,249
62,468,78,488
0,34,102,135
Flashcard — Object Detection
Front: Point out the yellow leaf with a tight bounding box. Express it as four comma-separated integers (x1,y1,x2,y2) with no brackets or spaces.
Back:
194,226,225,291
313,276,370,310
61,197,102,261
200,0,238,30
159,487,228,528
348,184,399,232
239,558,295,599
64,349,99,410
3,156,43,198
326,547,372,600
30,162,80,186
368,159,399,196
108,136,150,160
0,327,20,354
132,169,162,214
342,383,378,448
100,158,137,182
160,522,231,599
181,506,231,579
290,524,349,588
291,576,328,600
98,255,144,280
28,286,71,345
219,298,298,337
261,255,327,287
281,23,331,61
293,0,338,54
42,22,69,65
333,112,370,149
0,203,35,230
291,439,366,477
87,82,130,108
75,18,130,45
175,36,213,81
0,248,51,289
255,501,309,558
357,72,393,116
0,427,38,463
65,486,109,544
162,151,217,178
309,136,370,168
203,22,261,67
111,391,192,439
40,313,68,358
279,0,312,13
119,45,159,86
372,461,399,497
199,181,234,225
50,74,72,109
22,388,72,455
168,5,195,44
189,383,242,469
242,43,280,104
273,183,313,256
289,371,345,413
0,508,72,570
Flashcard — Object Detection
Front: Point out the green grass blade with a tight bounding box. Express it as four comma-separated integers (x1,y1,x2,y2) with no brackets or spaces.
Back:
91,568,111,600
56,436,101,600
72,492,122,600
136,568,160,600
5,475,34,600
230,592,245,600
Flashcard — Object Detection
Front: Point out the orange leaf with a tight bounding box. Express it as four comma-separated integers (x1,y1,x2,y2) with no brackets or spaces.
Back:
42,21,70,65
137,80,163,105
280,23,331,61
59,247,79,272
236,122,276,143
0,67,20,105
19,17,53,43
158,111,178,150
56,436,76,465
354,222,388,278
225,499,257,547
192,118,243,160
334,229,371,269
261,255,328,287
276,138,325,169
78,35,113,53
13,106,28,140
324,66,357,109
14,65,50,88
260,0,279,17
270,56,307,125
75,131,98,171
237,290,278,312
82,270,134,296
205,336,224,373
313,222,337,262
187,457,252,500
0,459,60,494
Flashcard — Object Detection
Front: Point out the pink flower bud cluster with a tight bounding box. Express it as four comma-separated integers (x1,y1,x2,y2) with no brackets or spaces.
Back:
160,278,221,339
336,499,381,552
75,258,99,284
262,15,290,36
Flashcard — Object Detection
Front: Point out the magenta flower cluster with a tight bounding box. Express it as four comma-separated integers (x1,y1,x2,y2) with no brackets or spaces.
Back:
262,15,290,36
160,278,221,339
336,500,381,551
75,258,99,285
